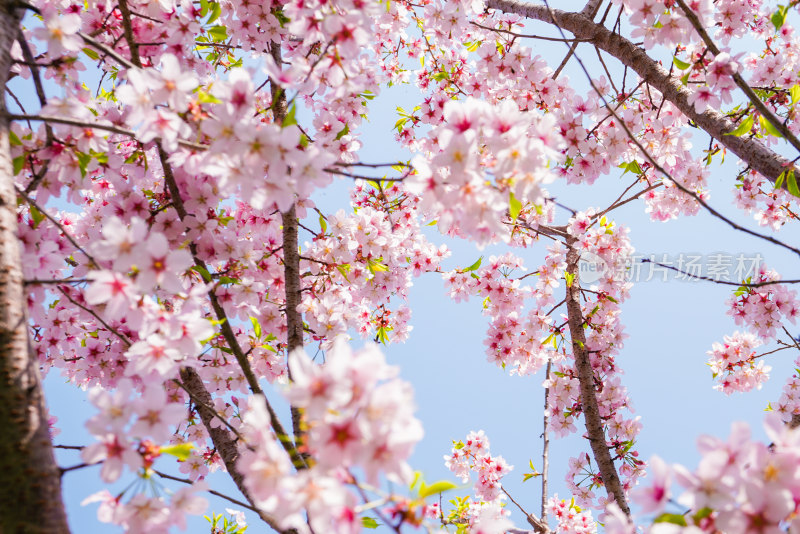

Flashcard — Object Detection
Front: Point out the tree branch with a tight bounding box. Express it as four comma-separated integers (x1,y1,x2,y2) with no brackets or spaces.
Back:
565,238,630,514
485,0,799,186
674,0,800,156
0,1,70,530
270,41,307,463
179,368,285,533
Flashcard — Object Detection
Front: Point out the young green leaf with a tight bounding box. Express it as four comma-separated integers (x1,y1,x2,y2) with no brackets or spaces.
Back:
361,517,380,529
725,115,753,136
160,443,194,461
759,115,783,138
419,480,458,499
509,191,522,220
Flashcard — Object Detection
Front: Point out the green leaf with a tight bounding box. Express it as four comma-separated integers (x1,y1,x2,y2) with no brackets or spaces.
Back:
693,508,713,521
672,56,691,70
775,170,787,189
199,0,209,16
654,513,688,526
319,214,327,234
376,325,390,344
208,25,228,42
463,256,482,272
465,40,481,52
431,71,449,82
618,160,642,176
772,5,788,30
76,151,91,178
419,480,458,499
564,272,575,287
282,103,298,128
161,443,194,461
12,155,25,176
792,85,800,105
8,130,21,146
367,257,389,274
361,517,380,529
192,264,213,282
760,115,783,138
409,471,422,490
82,47,100,61
29,205,45,228
509,191,522,220
207,2,222,23
787,170,800,198
725,115,753,136
250,316,262,339
336,263,351,281
334,124,350,140
197,90,222,104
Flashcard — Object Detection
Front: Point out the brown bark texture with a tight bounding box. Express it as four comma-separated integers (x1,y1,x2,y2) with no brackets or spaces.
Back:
486,0,798,186
0,2,71,532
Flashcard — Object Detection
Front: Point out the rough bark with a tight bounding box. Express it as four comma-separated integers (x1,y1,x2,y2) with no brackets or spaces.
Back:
565,238,630,515
486,0,798,185
0,2,71,532
270,41,306,455
179,368,285,533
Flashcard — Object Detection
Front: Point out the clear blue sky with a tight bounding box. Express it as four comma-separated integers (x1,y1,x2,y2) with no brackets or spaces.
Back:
15,8,800,532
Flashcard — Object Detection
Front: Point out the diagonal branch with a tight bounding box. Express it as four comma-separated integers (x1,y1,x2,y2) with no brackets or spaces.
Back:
485,0,799,186
674,0,800,155
565,238,630,514
179,368,286,533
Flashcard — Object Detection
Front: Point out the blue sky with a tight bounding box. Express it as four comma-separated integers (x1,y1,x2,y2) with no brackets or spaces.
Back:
13,7,800,532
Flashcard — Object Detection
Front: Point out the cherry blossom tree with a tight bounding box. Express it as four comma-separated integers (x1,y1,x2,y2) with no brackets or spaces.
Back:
2,0,800,532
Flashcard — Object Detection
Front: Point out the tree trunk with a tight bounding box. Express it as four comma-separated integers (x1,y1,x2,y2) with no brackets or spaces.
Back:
0,2,71,532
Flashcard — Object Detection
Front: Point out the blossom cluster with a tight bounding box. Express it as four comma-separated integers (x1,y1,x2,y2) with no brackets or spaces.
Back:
239,341,423,533
614,416,800,534
444,430,513,503
707,331,769,394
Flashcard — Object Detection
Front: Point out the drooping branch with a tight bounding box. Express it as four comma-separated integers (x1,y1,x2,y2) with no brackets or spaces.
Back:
0,2,71,531
485,0,799,185
564,238,630,515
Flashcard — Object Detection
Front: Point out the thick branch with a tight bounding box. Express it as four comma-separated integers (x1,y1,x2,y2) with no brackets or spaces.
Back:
485,0,798,184
179,368,284,533
0,2,70,531
157,146,305,469
565,238,630,514
674,0,800,155
270,41,306,458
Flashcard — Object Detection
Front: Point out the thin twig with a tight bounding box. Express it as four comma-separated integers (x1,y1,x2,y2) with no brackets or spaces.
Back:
153,470,260,513
640,259,800,287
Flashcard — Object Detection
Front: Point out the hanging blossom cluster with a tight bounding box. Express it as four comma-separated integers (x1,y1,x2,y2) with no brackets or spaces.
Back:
301,183,449,345
238,341,423,533
400,1,713,228
546,496,598,534
613,416,800,534
409,97,564,246
443,430,515,533
707,332,769,394
707,264,800,404
443,253,554,375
